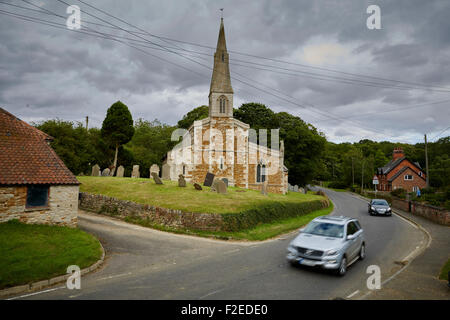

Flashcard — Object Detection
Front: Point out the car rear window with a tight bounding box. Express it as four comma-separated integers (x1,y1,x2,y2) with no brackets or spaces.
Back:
303,221,344,238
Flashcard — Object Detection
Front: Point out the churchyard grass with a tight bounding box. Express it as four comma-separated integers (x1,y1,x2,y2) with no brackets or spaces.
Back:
78,176,326,214
0,220,102,289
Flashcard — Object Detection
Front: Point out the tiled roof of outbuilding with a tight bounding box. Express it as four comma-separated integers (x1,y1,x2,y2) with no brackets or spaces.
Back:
0,107,79,185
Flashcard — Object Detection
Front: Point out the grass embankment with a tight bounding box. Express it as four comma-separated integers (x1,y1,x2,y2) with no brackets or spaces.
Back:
0,220,102,289
126,202,334,241
78,176,333,241
78,176,325,214
439,258,450,281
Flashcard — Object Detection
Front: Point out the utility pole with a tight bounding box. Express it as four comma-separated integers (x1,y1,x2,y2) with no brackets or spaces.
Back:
361,160,364,192
351,157,355,187
424,134,430,188
85,116,89,131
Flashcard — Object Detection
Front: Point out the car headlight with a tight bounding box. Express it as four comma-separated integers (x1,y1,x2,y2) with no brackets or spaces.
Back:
371,206,376,210
387,207,391,211
325,249,338,256
287,245,296,253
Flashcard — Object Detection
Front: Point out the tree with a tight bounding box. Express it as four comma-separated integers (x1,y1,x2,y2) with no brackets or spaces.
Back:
101,101,135,175
177,105,209,129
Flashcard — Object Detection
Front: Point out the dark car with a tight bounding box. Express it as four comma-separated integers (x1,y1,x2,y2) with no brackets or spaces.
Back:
368,199,392,216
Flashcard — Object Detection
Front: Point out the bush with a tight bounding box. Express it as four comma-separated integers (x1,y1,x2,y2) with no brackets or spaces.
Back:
220,199,329,232
328,181,348,189
420,187,435,195
391,188,407,199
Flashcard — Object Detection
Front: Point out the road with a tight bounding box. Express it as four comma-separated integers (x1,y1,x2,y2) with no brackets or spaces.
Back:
14,188,426,300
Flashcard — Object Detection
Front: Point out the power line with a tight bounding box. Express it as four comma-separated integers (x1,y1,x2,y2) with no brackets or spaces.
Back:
430,126,450,141
0,3,417,139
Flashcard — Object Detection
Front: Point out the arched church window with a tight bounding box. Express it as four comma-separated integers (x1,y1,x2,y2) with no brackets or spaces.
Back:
219,96,227,113
256,163,266,183
220,157,224,170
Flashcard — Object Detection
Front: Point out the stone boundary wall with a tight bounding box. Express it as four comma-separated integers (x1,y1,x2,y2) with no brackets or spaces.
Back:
78,192,225,231
391,198,449,226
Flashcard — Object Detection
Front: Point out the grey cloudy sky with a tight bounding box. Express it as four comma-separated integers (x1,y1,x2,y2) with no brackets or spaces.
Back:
1,0,449,143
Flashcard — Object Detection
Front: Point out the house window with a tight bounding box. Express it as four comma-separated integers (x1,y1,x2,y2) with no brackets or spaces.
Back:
26,185,49,208
404,174,413,181
419,171,422,177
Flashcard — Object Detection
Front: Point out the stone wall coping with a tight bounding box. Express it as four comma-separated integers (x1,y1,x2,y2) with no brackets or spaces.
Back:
0,238,105,298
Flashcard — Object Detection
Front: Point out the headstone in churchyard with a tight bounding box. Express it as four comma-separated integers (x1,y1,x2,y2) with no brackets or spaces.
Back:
116,165,124,178
150,164,160,177
91,164,100,176
151,172,163,184
261,180,268,195
294,185,299,192
299,187,305,194
131,165,140,178
178,174,186,187
162,163,171,180
221,178,228,187
109,166,116,176
211,179,220,192
217,180,227,194
203,172,215,187
102,168,110,176
194,183,202,190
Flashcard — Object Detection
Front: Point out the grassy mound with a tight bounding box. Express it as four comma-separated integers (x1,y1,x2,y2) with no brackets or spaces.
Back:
0,220,102,289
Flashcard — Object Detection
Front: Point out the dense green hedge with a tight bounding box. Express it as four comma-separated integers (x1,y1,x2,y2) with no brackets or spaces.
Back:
220,199,329,232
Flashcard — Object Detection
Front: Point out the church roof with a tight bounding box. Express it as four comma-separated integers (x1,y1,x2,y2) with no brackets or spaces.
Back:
209,18,233,94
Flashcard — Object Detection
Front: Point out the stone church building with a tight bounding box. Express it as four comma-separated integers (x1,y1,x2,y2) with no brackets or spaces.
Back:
163,19,288,194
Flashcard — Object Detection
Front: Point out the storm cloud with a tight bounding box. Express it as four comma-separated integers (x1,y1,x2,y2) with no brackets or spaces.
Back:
0,0,449,143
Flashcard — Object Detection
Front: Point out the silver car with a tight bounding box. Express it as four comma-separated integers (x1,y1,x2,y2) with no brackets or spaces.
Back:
287,216,365,276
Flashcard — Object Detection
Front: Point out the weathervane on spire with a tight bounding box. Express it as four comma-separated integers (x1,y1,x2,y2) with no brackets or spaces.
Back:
220,8,224,19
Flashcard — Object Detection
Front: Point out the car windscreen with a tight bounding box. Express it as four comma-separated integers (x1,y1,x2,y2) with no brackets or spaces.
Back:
303,221,344,238
372,200,388,206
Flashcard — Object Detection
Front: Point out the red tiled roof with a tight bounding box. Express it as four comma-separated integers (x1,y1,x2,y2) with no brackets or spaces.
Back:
0,107,79,185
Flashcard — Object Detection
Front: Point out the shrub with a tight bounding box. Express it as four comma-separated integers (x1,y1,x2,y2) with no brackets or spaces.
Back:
420,187,435,195
391,188,407,199
220,199,329,232
328,181,348,189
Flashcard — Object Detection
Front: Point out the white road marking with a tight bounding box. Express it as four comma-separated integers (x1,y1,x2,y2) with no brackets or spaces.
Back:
7,286,66,300
199,289,224,300
346,290,360,299
97,272,132,281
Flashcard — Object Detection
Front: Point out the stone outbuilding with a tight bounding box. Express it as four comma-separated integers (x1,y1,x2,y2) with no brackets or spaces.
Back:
0,108,79,227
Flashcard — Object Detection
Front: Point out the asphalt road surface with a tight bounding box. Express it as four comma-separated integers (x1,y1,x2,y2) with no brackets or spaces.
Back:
13,188,426,300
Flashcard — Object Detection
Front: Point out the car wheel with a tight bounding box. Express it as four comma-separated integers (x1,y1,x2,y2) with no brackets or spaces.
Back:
359,243,366,260
337,257,347,276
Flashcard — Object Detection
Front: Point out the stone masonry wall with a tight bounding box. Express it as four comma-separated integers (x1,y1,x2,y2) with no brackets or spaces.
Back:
79,192,224,231
392,198,449,226
0,185,78,227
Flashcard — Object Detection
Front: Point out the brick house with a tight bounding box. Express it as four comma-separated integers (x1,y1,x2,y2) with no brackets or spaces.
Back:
0,108,79,227
376,147,426,192
164,19,288,194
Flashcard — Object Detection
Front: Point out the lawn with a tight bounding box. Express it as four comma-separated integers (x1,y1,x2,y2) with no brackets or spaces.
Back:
77,176,326,214
0,220,102,289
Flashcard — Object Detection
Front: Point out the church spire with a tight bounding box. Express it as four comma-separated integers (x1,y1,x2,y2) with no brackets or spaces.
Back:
209,18,233,95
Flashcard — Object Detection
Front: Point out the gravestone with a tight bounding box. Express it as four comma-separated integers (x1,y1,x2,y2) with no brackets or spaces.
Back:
194,183,202,190
109,166,116,176
221,178,229,187
211,179,220,192
150,164,160,177
261,180,268,195
131,165,140,178
151,172,163,184
299,187,305,194
294,185,299,192
178,174,186,187
203,172,215,187
116,165,124,178
216,180,227,194
101,168,110,177
162,163,171,180
91,164,100,176
288,183,292,191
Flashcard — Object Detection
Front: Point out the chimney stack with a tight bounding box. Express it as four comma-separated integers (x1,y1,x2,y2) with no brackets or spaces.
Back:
392,147,405,160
